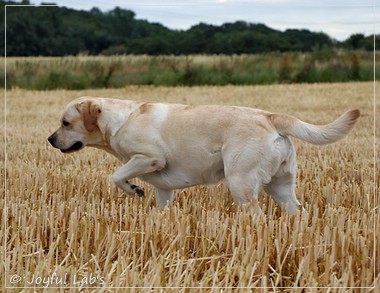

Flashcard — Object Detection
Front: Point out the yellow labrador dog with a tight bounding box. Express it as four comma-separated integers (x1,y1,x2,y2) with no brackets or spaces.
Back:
48,97,360,214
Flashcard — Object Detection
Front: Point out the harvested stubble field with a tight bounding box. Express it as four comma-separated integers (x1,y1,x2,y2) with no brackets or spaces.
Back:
1,82,379,291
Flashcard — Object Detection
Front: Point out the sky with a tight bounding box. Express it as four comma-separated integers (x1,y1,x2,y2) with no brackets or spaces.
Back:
29,0,380,41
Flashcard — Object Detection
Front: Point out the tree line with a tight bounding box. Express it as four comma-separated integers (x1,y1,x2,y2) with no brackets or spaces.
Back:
1,0,377,56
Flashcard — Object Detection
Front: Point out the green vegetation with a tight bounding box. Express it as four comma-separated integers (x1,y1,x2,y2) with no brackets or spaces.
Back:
3,50,378,89
1,1,377,57
2,1,377,89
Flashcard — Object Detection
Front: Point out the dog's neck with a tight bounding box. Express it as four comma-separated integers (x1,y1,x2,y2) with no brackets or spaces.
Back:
98,99,142,138
93,99,144,161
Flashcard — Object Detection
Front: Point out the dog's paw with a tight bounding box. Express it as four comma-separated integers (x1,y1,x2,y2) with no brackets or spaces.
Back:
130,184,145,197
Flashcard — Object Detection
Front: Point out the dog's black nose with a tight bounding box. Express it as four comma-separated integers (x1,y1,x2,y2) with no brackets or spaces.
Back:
48,134,56,146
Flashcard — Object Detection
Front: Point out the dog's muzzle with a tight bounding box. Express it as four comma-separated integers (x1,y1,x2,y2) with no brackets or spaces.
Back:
60,141,83,153
48,134,83,153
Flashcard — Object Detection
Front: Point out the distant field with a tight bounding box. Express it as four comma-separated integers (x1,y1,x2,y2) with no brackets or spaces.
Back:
2,51,379,90
2,82,379,290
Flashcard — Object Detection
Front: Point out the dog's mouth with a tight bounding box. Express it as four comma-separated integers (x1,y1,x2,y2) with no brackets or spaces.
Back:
61,141,83,153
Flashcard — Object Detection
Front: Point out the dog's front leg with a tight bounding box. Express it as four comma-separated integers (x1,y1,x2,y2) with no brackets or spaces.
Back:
112,154,165,197
155,188,174,208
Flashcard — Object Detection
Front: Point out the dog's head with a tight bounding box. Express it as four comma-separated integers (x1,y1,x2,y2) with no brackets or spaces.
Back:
48,97,104,153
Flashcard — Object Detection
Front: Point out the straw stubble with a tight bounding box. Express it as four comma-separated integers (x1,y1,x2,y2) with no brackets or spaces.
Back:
2,82,378,290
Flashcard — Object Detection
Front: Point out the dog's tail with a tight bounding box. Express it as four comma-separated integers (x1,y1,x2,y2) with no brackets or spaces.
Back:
269,109,360,145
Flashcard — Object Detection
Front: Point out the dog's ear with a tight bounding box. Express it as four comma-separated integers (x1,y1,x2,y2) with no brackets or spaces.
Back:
76,100,101,132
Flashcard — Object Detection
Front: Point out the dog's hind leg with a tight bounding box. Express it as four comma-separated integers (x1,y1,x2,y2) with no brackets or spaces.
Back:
222,143,267,215
225,172,263,215
263,173,301,215
263,144,302,215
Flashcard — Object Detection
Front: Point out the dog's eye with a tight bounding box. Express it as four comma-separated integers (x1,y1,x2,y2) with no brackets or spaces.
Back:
62,121,70,127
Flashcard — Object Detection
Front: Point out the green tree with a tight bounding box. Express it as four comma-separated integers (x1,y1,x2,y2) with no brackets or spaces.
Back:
344,34,366,50
0,0,376,56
